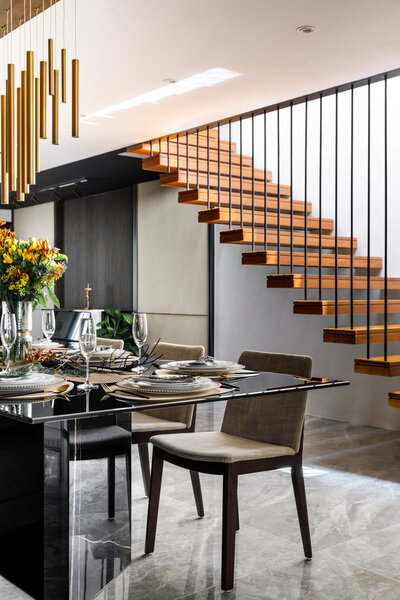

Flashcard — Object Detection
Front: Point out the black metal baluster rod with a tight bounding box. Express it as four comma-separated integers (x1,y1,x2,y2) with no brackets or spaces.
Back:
186,131,189,191
177,134,179,171
384,75,388,360
150,139,153,157
159,137,161,156
318,93,323,300
264,109,267,251
196,128,199,189
217,123,220,206
290,102,293,271
251,113,255,252
304,99,308,298
207,125,210,207
350,85,354,329
229,119,232,229
367,81,371,358
277,106,281,274
240,116,243,227
167,136,170,173
334,90,338,327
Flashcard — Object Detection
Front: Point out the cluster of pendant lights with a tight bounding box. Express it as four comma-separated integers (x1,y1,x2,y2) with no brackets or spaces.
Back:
1,0,79,204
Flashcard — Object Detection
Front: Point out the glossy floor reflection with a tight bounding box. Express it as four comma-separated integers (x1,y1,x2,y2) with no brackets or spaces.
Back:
2,407,400,600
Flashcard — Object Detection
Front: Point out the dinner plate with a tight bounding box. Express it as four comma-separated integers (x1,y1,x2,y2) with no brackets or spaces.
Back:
159,360,245,375
116,376,219,395
0,373,65,394
32,340,64,350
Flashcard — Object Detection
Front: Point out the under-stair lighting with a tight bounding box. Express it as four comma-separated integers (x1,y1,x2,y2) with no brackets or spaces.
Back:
81,68,240,123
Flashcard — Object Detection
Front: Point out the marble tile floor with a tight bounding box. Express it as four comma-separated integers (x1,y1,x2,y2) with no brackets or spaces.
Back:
2,406,400,600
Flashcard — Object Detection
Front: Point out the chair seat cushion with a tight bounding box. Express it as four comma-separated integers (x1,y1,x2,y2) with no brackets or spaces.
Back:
69,425,131,460
132,412,187,433
151,431,295,463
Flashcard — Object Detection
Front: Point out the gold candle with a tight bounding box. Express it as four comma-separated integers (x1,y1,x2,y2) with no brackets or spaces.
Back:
6,64,15,191
26,51,35,185
61,49,66,103
21,71,28,193
72,59,79,138
52,69,59,144
35,77,40,172
40,61,47,138
1,95,9,205
48,39,54,95
16,87,23,201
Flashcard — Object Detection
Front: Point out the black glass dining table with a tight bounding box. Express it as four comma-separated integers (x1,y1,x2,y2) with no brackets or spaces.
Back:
0,370,349,600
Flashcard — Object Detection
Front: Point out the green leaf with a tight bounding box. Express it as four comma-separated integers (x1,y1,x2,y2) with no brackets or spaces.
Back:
122,313,133,325
46,286,60,308
103,307,118,319
37,292,47,307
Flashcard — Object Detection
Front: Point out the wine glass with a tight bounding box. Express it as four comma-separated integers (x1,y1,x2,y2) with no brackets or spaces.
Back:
1,313,17,373
42,309,56,351
131,312,148,374
77,315,98,390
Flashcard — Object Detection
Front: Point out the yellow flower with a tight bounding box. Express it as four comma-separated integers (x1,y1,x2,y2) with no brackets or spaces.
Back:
3,253,13,264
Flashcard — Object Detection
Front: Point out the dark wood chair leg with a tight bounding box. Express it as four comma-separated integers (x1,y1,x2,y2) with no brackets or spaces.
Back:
138,443,151,497
190,470,204,517
221,467,238,592
291,463,312,558
235,497,240,532
145,448,164,554
125,449,131,522
107,456,115,520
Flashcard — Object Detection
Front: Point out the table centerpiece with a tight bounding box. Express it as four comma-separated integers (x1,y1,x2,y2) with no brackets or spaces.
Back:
0,221,67,362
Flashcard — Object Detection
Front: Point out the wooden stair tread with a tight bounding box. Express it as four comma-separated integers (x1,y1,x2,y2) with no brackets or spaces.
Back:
242,250,381,269
267,274,400,289
220,228,356,250
127,134,236,155
198,207,333,232
128,140,253,166
293,300,400,315
388,391,400,409
178,189,311,214
324,325,400,344
354,356,400,377
142,154,272,182
160,172,291,198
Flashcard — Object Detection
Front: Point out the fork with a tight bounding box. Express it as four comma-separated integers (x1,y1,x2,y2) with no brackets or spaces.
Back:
101,383,150,400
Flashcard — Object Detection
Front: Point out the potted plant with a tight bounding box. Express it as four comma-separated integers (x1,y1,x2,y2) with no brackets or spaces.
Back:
97,307,139,354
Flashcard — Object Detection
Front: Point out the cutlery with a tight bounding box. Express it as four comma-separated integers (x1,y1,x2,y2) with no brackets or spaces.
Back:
101,383,150,400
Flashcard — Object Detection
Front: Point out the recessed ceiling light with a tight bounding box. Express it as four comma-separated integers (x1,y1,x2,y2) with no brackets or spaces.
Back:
296,25,316,34
81,68,240,122
163,78,177,85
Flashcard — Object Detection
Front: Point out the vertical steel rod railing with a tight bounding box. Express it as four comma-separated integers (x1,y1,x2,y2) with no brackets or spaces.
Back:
334,90,338,327
217,123,220,206
384,75,388,360
167,136,170,173
290,102,293,271
229,119,232,229
196,129,199,189
150,139,153,157
304,99,308,298
350,85,354,329
277,107,281,273
251,113,255,251
367,81,371,358
318,94,323,300
177,134,180,171
186,131,189,191
264,109,267,251
207,125,210,207
240,116,243,227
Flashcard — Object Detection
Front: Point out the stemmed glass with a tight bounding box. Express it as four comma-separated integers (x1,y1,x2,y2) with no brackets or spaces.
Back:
77,315,98,390
0,313,17,373
42,309,56,351
131,312,148,374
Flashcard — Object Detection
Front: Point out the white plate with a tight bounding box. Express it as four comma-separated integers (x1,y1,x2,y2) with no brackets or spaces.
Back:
116,377,219,395
32,340,64,349
0,373,65,393
160,360,244,375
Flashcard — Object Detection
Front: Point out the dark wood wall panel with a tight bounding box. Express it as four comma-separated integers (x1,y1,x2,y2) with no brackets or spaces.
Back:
61,187,134,311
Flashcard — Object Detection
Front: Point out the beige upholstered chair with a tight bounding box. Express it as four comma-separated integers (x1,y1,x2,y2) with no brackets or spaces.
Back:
97,337,124,350
131,342,205,514
145,351,312,591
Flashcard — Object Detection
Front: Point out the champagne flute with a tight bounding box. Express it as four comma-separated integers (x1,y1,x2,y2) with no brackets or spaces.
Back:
77,315,98,390
42,309,56,351
131,312,148,374
1,313,17,373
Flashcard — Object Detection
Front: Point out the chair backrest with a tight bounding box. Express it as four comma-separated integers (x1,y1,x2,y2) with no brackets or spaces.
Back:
144,342,205,426
97,337,124,350
221,351,312,453
152,342,205,361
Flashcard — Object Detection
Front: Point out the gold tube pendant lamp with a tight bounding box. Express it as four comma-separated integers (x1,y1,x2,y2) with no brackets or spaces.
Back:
21,71,28,194
72,58,79,137
16,87,23,202
61,48,66,103
35,77,40,172
1,95,9,205
52,69,59,144
6,64,15,191
26,51,35,185
48,38,54,95
39,61,47,138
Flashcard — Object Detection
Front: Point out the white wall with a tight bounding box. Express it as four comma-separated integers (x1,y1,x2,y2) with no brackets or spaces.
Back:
215,78,400,430
13,202,55,338
137,181,209,351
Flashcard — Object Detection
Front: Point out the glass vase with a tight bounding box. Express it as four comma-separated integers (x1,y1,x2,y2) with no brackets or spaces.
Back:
1,301,33,364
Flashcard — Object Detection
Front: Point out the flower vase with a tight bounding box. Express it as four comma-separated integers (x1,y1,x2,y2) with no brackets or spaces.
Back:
2,301,33,364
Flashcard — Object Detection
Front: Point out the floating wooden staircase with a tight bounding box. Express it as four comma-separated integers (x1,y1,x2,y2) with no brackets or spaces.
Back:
129,126,400,407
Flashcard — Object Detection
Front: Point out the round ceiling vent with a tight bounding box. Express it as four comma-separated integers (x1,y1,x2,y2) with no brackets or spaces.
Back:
296,25,316,34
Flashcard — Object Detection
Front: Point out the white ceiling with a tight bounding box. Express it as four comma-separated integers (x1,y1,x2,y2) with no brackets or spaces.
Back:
11,0,400,171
